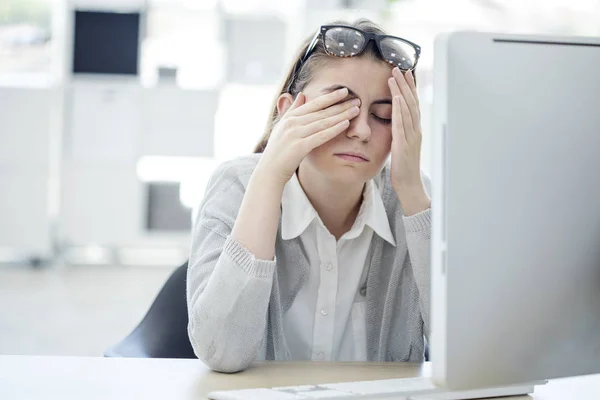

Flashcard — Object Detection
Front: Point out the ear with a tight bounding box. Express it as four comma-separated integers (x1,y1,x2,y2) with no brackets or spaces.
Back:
276,93,295,118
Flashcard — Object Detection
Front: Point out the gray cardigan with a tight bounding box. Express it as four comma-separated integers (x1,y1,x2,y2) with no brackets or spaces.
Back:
186,154,432,373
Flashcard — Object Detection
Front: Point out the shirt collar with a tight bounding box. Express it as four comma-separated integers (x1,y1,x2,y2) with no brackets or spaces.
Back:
281,172,318,240
281,173,396,246
343,179,396,246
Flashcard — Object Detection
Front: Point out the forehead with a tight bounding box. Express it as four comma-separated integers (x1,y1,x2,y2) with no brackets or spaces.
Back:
307,57,393,99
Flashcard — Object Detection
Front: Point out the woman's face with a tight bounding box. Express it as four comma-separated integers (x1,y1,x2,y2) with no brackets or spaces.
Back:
300,56,394,185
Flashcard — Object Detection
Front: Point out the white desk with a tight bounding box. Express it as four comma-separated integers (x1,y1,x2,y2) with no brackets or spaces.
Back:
0,356,599,399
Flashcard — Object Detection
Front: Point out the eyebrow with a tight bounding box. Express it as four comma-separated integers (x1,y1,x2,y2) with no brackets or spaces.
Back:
321,84,392,105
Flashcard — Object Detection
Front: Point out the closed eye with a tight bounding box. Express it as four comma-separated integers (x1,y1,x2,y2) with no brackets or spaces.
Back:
372,114,392,124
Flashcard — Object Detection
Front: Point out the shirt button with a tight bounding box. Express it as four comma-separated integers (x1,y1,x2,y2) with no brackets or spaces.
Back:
325,263,333,271
317,352,325,360
320,308,328,316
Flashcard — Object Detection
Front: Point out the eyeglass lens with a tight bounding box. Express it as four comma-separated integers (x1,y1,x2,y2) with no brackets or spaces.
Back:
323,27,417,70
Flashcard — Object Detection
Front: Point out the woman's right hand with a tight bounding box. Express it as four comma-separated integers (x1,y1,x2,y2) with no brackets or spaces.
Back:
256,87,361,186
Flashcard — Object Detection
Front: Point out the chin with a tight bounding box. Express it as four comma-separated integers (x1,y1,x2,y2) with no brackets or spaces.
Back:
321,162,373,185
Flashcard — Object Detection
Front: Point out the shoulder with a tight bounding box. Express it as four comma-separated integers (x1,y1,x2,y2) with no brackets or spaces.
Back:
207,154,262,190
197,154,261,222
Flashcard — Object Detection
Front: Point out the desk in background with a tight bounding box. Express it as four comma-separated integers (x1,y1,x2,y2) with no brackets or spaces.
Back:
0,356,599,399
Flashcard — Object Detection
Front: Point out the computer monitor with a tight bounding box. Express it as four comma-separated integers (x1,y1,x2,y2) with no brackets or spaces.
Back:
430,31,600,390
72,10,141,75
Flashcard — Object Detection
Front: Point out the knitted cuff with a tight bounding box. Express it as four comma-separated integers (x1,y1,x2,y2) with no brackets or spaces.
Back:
223,235,276,279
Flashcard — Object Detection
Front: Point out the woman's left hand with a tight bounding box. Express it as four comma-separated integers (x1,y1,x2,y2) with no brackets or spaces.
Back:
388,67,431,216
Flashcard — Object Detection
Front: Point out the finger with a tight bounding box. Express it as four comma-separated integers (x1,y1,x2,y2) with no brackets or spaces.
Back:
392,68,420,126
388,77,406,143
298,104,360,138
303,119,350,151
388,76,402,97
405,70,420,108
405,70,422,128
295,97,360,126
288,92,305,112
398,91,415,143
392,67,418,112
389,76,416,143
290,87,349,116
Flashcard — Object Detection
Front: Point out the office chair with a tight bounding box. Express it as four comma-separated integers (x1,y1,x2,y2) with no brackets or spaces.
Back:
104,261,196,358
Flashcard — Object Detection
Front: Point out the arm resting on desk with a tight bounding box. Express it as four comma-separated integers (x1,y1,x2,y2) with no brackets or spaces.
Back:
186,160,279,373
187,226,275,373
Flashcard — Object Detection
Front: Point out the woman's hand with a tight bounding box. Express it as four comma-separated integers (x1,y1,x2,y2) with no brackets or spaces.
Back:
388,67,431,216
256,88,361,186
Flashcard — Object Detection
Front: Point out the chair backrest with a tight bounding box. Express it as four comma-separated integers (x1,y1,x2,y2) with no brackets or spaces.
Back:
104,261,196,358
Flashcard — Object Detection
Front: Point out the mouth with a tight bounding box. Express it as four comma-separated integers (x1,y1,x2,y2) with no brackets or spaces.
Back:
334,152,370,162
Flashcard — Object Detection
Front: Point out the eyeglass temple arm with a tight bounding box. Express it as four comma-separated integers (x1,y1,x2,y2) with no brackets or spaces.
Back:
302,29,322,62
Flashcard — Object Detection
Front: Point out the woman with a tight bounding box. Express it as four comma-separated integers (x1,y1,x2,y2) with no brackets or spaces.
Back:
187,18,431,373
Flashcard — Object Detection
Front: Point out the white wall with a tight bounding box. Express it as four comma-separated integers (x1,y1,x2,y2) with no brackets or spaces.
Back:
0,77,219,264
0,87,59,259
58,80,218,254
140,86,218,158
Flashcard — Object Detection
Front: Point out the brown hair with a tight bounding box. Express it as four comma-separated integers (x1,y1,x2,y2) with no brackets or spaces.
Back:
253,18,391,154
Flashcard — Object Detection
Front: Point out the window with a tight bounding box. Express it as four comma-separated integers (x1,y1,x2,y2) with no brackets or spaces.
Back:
0,0,52,76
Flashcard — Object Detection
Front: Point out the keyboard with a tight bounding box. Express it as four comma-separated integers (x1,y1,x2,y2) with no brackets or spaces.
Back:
207,377,542,399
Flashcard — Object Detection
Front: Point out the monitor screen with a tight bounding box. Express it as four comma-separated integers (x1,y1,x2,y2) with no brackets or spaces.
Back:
72,11,140,75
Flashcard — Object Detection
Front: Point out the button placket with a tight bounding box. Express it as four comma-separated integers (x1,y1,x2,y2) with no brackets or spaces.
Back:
312,229,337,362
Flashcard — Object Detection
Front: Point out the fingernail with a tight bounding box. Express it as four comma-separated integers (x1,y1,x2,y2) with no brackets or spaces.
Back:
338,87,348,95
351,98,361,106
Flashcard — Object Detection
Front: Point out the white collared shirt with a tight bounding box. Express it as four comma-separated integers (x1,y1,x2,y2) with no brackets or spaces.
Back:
278,172,396,362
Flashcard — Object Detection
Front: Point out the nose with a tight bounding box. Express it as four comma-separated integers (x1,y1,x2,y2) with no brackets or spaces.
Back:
346,109,371,142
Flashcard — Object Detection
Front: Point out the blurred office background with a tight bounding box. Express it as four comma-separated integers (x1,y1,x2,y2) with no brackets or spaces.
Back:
0,0,598,357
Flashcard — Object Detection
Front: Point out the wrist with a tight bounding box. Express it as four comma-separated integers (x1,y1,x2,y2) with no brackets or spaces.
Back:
393,179,425,199
394,183,431,217
252,162,288,193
